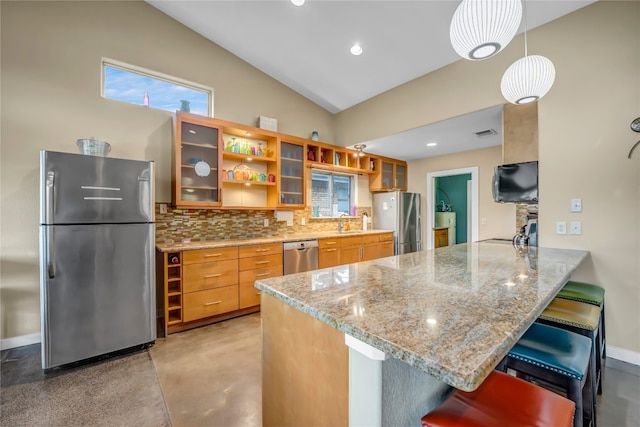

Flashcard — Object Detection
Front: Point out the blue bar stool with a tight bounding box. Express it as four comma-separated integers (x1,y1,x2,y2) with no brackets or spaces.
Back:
497,323,595,427
537,297,603,395
421,370,575,427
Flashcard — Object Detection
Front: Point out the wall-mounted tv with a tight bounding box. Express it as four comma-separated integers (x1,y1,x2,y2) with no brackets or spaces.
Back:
492,161,538,204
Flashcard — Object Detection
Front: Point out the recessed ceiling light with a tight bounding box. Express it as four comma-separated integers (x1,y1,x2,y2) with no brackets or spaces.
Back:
350,43,363,56
426,142,437,147
291,0,305,6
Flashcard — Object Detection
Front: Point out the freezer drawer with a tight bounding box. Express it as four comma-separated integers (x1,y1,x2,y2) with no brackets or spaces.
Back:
40,223,155,369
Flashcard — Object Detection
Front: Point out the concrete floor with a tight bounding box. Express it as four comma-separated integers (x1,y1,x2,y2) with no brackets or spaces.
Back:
2,312,639,426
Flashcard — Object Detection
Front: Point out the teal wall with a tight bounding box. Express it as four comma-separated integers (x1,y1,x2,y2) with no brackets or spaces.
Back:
435,174,471,244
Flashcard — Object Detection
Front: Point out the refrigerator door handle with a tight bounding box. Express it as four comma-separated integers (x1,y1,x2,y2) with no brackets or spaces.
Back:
45,171,55,224
47,227,55,278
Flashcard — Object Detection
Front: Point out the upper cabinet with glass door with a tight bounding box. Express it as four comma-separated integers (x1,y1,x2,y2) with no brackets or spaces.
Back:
369,157,408,192
276,139,305,208
172,112,222,208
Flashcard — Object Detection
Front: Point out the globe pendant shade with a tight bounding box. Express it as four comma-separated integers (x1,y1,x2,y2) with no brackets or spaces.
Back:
501,55,556,104
450,0,522,61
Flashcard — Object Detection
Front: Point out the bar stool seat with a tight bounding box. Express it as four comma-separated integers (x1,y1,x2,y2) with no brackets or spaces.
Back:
558,281,606,360
498,323,595,427
538,297,603,395
421,370,575,427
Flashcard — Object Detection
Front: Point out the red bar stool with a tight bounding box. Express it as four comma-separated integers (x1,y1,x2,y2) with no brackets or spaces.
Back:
421,370,575,427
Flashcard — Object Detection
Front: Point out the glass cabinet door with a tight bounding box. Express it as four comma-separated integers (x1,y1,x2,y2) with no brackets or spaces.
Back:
279,141,304,206
381,161,394,188
175,114,221,207
395,163,407,189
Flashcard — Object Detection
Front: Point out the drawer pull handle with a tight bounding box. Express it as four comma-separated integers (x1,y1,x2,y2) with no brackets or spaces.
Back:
255,272,270,277
255,248,271,252
255,260,270,265
326,248,337,252
205,254,222,257
257,292,261,296
204,273,222,278
325,242,337,245
204,300,222,306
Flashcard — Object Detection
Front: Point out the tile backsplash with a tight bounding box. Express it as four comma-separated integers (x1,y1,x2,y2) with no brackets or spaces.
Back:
155,205,372,243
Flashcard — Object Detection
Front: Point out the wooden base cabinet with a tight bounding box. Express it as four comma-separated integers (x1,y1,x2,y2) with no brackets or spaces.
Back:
434,228,448,248
181,247,239,326
319,232,395,267
239,242,283,309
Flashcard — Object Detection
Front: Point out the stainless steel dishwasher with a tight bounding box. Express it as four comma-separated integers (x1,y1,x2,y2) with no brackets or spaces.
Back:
283,239,319,275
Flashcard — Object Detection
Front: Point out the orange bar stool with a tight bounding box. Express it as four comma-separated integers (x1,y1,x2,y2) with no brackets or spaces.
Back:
421,370,575,427
537,297,603,395
497,322,595,427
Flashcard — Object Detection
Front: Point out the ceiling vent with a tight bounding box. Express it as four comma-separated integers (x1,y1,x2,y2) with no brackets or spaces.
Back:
474,128,498,137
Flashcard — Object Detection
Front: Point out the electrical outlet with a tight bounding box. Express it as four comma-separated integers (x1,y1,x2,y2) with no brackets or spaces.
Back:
556,221,567,235
263,218,269,227
570,221,582,235
301,218,306,226
286,219,293,226
570,198,582,213
481,218,487,226
159,203,167,214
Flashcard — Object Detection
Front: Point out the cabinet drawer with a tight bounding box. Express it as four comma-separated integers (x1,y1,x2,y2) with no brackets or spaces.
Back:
379,233,394,242
340,236,362,247
239,253,282,271
183,259,238,293
183,246,238,264
183,285,239,322
239,242,282,258
239,265,283,284
239,281,262,309
319,238,341,248
380,241,394,257
361,234,380,244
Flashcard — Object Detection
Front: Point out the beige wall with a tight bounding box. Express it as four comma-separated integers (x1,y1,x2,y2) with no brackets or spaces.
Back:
407,146,515,245
336,1,640,355
1,1,639,357
0,1,334,340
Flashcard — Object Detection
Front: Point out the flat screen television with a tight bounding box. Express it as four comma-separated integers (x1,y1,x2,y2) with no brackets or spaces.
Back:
492,161,538,204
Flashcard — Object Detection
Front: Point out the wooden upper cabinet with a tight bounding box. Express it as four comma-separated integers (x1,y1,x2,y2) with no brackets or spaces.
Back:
502,102,539,164
369,158,408,192
277,139,306,209
172,112,223,208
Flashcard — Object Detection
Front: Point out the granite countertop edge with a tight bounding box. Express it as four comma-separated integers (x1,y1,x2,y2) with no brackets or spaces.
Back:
255,245,589,391
156,229,394,252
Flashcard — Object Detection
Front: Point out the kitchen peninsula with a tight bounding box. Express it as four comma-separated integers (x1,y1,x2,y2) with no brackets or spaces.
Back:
255,242,589,426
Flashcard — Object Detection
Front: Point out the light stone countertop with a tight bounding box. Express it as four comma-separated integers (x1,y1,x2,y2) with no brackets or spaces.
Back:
155,229,394,252
254,242,589,391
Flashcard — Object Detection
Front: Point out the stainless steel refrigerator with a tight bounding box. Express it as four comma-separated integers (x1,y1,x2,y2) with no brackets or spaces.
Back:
372,191,421,254
39,150,156,369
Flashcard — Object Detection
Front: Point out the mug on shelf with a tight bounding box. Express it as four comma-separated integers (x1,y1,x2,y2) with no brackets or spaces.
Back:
268,173,276,183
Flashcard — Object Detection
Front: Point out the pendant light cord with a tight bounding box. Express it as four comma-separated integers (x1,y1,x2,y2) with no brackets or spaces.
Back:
523,0,528,57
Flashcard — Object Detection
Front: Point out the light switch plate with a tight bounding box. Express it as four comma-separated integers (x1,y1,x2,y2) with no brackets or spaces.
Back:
570,198,582,213
286,219,293,227
263,218,269,227
159,203,167,214
571,221,582,235
556,221,567,235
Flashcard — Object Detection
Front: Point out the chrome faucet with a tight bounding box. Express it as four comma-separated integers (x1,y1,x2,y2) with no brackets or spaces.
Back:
338,213,348,232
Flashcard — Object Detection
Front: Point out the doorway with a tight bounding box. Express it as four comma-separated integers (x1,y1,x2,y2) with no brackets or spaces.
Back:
426,167,478,249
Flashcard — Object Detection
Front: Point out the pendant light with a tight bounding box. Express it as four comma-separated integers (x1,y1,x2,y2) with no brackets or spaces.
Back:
450,0,522,61
500,1,556,104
